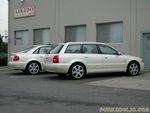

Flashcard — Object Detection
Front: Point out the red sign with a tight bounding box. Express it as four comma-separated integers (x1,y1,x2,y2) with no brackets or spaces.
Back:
14,6,35,19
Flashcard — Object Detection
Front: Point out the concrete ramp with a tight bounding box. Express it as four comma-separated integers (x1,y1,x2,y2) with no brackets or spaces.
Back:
86,76,150,91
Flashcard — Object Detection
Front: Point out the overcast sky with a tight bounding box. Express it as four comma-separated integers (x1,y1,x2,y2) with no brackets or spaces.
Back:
0,0,8,36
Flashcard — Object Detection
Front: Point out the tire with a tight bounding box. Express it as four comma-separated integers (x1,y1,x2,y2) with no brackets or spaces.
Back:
69,63,86,79
127,62,140,76
26,62,40,75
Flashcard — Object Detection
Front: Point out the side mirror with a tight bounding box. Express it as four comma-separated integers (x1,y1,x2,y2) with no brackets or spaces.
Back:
118,52,122,55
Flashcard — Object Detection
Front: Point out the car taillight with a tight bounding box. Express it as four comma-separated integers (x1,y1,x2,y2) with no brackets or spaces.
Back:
53,55,59,63
13,55,20,61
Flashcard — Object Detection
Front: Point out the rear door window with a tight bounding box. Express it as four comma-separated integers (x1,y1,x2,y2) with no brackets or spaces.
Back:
82,44,99,54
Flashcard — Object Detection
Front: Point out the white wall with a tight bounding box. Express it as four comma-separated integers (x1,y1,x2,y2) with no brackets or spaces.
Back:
9,0,150,57
9,0,56,52
58,0,131,54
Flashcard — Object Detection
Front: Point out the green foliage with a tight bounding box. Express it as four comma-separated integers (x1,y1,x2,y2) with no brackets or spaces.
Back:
0,42,8,53
0,34,8,66
0,37,2,43
0,57,7,66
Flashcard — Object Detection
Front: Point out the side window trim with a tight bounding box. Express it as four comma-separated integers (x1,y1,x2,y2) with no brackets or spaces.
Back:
96,44,102,54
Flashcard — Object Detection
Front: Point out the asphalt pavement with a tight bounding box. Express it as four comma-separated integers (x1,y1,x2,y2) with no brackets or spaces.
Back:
0,66,150,113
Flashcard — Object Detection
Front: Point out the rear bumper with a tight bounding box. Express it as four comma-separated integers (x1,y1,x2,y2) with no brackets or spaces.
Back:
140,62,144,71
8,62,26,70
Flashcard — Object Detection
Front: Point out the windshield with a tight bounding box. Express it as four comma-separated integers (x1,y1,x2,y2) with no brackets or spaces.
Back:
19,46,35,53
50,44,64,54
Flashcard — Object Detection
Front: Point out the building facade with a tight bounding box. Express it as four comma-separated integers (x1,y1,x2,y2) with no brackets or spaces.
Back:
8,0,150,69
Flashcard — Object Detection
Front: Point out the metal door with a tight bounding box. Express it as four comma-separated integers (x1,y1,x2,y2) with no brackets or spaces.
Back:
143,33,150,69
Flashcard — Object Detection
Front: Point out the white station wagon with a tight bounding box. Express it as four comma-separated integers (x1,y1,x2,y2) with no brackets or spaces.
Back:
45,42,144,79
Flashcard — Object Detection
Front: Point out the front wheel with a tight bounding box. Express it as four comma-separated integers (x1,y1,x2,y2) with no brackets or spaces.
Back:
127,62,140,76
26,62,40,75
69,63,86,79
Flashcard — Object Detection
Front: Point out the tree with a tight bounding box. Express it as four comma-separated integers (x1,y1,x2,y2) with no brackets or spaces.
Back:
0,34,8,66
0,34,7,53
0,34,2,44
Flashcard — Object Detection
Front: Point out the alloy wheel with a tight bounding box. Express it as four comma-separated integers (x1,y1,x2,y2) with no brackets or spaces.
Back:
71,64,85,79
128,62,139,76
28,62,40,75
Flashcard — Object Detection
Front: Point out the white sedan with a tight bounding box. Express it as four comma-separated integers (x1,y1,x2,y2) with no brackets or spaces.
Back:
45,42,144,79
9,45,57,75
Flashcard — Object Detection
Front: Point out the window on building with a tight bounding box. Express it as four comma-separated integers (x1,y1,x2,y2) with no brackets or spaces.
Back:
97,22,123,43
15,30,29,45
34,28,51,45
65,25,86,42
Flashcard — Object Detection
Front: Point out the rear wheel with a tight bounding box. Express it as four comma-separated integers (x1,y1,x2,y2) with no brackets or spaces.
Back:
127,62,140,76
69,63,86,79
26,62,40,75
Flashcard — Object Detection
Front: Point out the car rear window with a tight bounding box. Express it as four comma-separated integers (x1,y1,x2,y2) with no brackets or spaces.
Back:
65,44,81,53
19,46,35,53
33,45,58,54
50,44,64,54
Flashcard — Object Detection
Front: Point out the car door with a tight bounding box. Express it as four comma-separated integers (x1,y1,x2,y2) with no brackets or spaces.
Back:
81,44,103,73
98,44,126,72
32,46,52,64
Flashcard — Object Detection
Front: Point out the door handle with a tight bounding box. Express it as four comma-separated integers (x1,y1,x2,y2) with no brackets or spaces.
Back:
104,57,108,59
84,57,88,58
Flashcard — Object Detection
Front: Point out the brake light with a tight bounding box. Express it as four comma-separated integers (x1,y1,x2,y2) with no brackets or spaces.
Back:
53,55,59,63
13,55,20,61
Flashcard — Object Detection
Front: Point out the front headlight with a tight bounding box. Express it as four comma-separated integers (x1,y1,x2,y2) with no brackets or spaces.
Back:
140,58,143,63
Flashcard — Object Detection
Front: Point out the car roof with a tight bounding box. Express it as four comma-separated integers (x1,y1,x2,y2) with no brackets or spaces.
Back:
34,44,60,47
65,42,105,45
